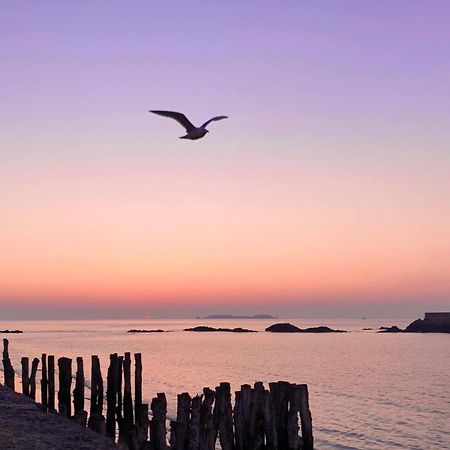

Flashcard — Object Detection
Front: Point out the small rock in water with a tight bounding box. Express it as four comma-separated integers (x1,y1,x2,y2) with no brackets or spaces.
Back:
127,329,165,333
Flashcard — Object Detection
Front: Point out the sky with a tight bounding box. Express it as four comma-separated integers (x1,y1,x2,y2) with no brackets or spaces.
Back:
1,1,449,319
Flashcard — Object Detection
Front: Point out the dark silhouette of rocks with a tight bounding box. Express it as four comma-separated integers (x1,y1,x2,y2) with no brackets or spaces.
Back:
203,314,277,319
405,312,450,333
265,323,301,332
265,323,346,333
362,328,373,330
303,326,346,333
127,329,165,333
184,326,257,333
378,326,403,333
377,313,450,333
0,330,23,334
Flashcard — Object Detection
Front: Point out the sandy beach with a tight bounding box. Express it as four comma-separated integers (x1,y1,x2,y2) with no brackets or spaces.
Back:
0,385,115,450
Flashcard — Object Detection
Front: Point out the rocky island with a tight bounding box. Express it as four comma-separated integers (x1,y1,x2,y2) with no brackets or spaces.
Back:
184,326,257,333
265,323,347,333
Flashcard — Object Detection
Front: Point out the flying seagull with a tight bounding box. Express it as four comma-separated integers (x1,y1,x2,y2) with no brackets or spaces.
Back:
150,110,228,140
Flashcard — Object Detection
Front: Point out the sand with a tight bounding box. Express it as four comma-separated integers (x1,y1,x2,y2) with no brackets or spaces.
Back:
0,385,116,450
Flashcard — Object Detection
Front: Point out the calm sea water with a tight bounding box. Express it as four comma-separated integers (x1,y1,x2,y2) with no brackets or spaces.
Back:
1,318,449,450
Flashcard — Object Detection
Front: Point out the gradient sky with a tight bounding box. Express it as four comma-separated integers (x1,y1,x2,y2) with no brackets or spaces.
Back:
1,1,449,319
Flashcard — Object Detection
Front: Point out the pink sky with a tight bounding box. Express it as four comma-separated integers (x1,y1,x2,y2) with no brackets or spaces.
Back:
1,2,449,318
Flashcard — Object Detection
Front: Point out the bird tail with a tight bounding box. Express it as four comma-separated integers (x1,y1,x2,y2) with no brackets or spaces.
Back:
179,135,189,139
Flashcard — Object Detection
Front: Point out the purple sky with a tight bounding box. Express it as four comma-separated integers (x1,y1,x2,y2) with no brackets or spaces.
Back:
1,1,449,319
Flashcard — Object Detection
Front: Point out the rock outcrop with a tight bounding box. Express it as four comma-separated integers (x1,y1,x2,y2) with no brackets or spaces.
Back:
378,326,403,333
265,323,346,333
184,326,257,333
127,329,165,333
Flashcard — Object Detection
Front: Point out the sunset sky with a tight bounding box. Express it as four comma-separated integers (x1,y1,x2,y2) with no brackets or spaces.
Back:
1,1,449,319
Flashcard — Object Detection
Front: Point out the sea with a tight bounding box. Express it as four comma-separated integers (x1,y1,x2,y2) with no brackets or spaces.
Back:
1,318,449,450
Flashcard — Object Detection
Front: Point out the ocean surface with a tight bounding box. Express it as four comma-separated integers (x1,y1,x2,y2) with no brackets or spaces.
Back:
1,318,449,450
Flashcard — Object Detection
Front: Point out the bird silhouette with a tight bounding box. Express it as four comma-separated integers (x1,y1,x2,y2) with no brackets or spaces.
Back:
150,110,228,140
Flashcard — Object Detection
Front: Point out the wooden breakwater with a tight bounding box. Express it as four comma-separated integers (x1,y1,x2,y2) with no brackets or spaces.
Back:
1,339,313,450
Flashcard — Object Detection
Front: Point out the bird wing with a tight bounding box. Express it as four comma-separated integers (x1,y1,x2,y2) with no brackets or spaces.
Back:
200,116,229,129
150,110,196,132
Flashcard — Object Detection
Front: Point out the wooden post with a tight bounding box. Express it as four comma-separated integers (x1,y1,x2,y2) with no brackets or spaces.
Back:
213,382,233,450
73,356,85,415
150,393,167,450
117,355,124,438
123,352,134,431
270,381,290,450
200,388,215,450
298,384,313,450
106,353,119,439
234,384,251,450
189,395,202,450
41,353,48,407
58,357,72,417
139,403,150,447
134,353,143,428
88,355,106,435
286,384,300,450
48,355,55,410
89,355,103,414
173,392,190,450
2,339,15,390
21,357,30,396
262,387,277,449
29,357,39,400
248,382,265,449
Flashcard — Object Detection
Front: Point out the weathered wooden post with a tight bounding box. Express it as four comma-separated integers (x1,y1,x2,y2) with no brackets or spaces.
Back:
199,387,216,450
298,384,313,450
48,355,55,410
106,353,119,439
73,356,85,415
41,353,48,408
117,355,124,438
270,381,290,450
234,384,251,450
286,384,301,450
58,357,72,417
189,395,202,449
171,392,190,450
150,393,167,450
249,382,266,448
88,355,106,435
29,357,40,400
262,386,277,449
2,339,15,390
213,382,234,450
123,352,134,428
134,353,143,425
139,403,150,447
21,357,30,396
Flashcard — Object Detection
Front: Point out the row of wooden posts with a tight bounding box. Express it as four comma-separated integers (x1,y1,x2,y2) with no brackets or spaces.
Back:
2,339,314,449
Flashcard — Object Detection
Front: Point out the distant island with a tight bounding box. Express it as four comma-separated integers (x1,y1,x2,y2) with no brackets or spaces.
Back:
202,314,277,319
0,330,23,334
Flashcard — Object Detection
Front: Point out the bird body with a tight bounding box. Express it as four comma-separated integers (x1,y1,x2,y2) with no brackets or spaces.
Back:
150,110,228,140
180,128,208,140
